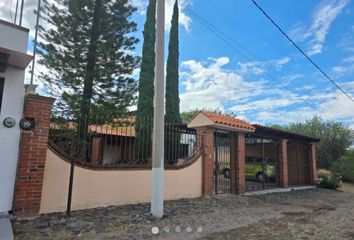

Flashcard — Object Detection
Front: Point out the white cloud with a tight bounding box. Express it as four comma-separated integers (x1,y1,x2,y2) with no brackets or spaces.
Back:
338,25,354,52
180,56,354,127
130,0,192,31
0,0,40,40
237,57,290,75
343,56,354,63
290,0,349,56
180,57,266,112
281,73,303,86
332,63,354,77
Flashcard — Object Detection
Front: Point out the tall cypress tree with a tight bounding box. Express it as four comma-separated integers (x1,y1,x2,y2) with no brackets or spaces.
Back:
165,0,181,124
135,0,156,162
165,0,182,164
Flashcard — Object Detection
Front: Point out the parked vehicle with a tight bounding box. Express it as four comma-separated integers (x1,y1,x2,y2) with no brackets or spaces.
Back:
219,156,276,182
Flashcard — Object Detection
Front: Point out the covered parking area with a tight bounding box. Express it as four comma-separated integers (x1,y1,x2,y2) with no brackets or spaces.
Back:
189,112,319,195
245,125,320,192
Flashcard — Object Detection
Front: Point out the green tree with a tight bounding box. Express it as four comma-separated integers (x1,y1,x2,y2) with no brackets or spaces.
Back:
180,108,238,124
180,109,200,124
165,0,181,124
283,116,354,169
38,0,140,118
135,0,156,162
332,149,354,182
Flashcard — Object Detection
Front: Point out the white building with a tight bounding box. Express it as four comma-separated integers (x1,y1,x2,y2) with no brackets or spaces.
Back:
0,19,32,215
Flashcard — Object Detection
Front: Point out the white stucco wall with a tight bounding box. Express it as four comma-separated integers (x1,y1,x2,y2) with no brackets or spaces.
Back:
0,22,28,53
0,67,25,212
0,20,28,213
40,148,202,214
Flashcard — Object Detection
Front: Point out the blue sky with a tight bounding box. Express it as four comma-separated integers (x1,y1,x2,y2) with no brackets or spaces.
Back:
1,0,354,126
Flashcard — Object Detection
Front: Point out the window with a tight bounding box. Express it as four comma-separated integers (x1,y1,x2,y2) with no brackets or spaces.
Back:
0,78,4,113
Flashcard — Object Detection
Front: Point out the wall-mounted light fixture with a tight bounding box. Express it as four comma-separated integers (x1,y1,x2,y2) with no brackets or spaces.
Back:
19,118,35,131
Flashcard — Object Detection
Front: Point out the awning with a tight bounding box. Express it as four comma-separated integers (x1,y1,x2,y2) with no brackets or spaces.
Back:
0,47,33,71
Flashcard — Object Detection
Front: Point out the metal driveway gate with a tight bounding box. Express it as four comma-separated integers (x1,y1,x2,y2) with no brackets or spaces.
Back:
245,137,279,192
214,130,231,194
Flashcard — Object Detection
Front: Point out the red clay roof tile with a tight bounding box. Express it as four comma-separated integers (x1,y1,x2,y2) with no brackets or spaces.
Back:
201,111,255,131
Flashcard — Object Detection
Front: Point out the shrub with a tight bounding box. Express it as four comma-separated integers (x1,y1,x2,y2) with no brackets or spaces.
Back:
316,175,341,190
332,150,354,182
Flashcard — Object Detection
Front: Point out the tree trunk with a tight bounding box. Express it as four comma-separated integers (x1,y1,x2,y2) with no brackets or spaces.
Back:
79,0,102,161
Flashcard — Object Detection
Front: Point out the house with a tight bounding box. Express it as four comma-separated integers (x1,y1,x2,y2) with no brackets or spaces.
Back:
49,116,197,166
0,19,33,239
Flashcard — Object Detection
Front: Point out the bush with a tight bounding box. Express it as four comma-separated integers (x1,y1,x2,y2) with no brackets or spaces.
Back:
332,150,354,182
316,175,341,190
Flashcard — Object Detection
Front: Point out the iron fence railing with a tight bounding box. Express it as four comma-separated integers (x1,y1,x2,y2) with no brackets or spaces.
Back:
49,114,199,167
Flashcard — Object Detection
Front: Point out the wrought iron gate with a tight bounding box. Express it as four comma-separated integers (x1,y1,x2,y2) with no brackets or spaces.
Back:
245,137,279,191
214,131,231,194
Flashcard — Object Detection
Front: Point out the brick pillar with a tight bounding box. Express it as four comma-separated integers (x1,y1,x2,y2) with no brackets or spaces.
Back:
196,127,215,196
90,137,102,166
278,139,288,188
309,144,317,184
235,133,246,194
13,94,55,217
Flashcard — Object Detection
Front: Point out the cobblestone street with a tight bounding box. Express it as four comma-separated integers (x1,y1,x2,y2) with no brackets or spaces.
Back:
13,185,354,240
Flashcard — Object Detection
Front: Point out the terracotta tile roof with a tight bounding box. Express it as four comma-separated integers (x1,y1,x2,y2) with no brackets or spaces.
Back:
50,117,136,137
88,124,135,137
201,111,255,131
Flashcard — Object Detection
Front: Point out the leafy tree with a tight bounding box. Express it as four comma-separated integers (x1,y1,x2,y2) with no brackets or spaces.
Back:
135,0,156,162
165,0,181,124
180,109,200,124
38,0,140,118
283,116,354,169
332,149,354,182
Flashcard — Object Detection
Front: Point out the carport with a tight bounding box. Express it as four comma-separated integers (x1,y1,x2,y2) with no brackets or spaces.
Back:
189,111,319,196
246,125,320,192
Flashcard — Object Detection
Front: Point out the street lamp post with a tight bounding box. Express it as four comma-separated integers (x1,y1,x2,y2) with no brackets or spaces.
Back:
151,0,165,218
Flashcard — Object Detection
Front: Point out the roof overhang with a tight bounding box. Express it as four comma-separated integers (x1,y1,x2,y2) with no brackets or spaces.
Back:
250,124,320,143
211,123,255,133
0,47,32,70
188,112,255,133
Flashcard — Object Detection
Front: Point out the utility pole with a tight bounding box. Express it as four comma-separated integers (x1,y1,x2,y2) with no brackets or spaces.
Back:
151,0,165,218
30,0,41,85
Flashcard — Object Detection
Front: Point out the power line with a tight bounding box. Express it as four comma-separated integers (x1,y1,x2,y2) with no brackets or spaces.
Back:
251,0,354,103
181,5,351,119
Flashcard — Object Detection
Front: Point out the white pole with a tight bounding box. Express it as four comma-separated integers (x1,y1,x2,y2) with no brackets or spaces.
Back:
30,0,42,85
151,0,165,218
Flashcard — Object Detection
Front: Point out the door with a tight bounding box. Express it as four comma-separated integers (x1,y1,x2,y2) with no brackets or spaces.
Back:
214,131,231,194
287,143,310,185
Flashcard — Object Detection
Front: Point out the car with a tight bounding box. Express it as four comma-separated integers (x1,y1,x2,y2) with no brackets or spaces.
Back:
219,156,276,182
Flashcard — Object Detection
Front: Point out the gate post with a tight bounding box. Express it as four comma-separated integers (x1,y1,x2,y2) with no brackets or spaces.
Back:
195,127,215,196
309,144,317,185
235,133,246,194
278,139,288,188
13,94,55,217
